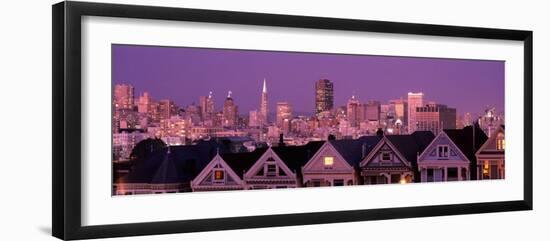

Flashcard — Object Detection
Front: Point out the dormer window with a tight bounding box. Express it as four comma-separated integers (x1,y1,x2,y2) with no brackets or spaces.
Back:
324,156,334,168
437,145,449,158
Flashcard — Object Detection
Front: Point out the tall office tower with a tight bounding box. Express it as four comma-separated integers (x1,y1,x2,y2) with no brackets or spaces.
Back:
390,98,408,125
407,92,424,133
158,99,178,121
276,102,293,132
415,103,457,135
223,91,238,128
259,78,269,125
199,91,215,122
114,84,134,110
346,95,363,127
137,92,152,114
315,79,334,115
248,110,261,127
366,100,381,122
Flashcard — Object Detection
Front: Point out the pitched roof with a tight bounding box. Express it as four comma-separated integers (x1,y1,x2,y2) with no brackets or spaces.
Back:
120,143,216,184
221,148,268,178
272,141,325,172
444,125,488,162
330,136,381,167
385,131,435,164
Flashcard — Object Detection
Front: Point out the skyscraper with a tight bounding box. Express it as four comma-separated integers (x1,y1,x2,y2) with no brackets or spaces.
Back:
223,91,238,128
248,110,260,127
315,79,334,115
276,102,293,132
366,100,381,122
158,99,178,121
114,84,134,110
390,98,408,125
259,78,268,125
199,91,215,122
416,103,456,135
407,92,424,133
346,95,364,127
137,92,152,114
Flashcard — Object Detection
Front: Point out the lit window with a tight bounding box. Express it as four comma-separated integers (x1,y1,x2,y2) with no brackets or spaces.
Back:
483,161,490,179
214,170,224,181
497,139,505,150
438,145,449,158
324,157,334,167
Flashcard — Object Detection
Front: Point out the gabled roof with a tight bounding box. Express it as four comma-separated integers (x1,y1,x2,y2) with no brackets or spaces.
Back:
475,124,504,156
120,144,216,184
445,125,488,161
330,136,381,167
273,141,325,172
221,148,268,178
385,131,435,164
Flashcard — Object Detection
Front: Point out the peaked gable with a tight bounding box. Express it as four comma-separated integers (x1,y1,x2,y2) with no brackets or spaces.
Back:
302,142,353,172
477,125,505,155
418,132,469,163
360,137,411,168
244,148,296,179
191,154,243,187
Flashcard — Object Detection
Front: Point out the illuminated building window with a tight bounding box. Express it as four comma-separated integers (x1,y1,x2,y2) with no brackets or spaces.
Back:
483,161,490,179
497,138,505,150
213,170,225,182
324,156,334,167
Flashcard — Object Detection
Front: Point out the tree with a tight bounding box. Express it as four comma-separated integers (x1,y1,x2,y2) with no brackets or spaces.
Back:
129,138,166,163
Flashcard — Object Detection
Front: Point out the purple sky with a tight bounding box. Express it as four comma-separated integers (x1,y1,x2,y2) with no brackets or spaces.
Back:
113,44,504,116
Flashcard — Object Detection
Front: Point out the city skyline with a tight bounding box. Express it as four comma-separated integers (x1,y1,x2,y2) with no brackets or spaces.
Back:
112,44,505,115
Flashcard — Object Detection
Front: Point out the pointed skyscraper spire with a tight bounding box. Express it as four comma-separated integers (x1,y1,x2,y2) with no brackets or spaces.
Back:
262,78,267,93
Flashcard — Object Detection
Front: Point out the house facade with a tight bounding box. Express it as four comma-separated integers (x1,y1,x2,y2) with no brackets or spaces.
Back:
475,125,505,179
417,131,470,182
301,142,355,187
191,154,244,192
359,131,434,184
243,147,298,189
359,136,414,184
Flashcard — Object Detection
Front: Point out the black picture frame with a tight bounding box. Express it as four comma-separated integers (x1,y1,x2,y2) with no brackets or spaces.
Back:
52,1,533,240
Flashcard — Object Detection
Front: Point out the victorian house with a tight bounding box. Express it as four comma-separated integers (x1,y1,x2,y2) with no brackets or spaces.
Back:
191,153,246,192
302,136,379,187
359,131,434,184
417,125,487,182
243,147,299,189
114,142,216,195
475,125,505,179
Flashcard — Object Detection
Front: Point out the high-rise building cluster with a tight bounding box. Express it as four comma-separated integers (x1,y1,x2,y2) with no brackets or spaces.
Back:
112,78,501,163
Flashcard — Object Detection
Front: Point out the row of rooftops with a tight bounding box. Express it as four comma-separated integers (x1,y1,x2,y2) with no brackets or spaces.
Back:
117,125,491,185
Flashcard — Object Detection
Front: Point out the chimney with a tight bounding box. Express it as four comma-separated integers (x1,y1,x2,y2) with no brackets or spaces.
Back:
279,133,285,147
361,143,367,159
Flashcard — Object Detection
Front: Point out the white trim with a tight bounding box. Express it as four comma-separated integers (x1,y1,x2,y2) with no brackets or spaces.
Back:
476,125,505,156
302,142,353,172
359,136,410,168
244,148,296,179
190,154,243,189
418,131,470,164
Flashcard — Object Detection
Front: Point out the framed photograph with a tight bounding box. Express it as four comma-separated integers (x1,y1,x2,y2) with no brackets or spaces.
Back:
52,1,533,240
